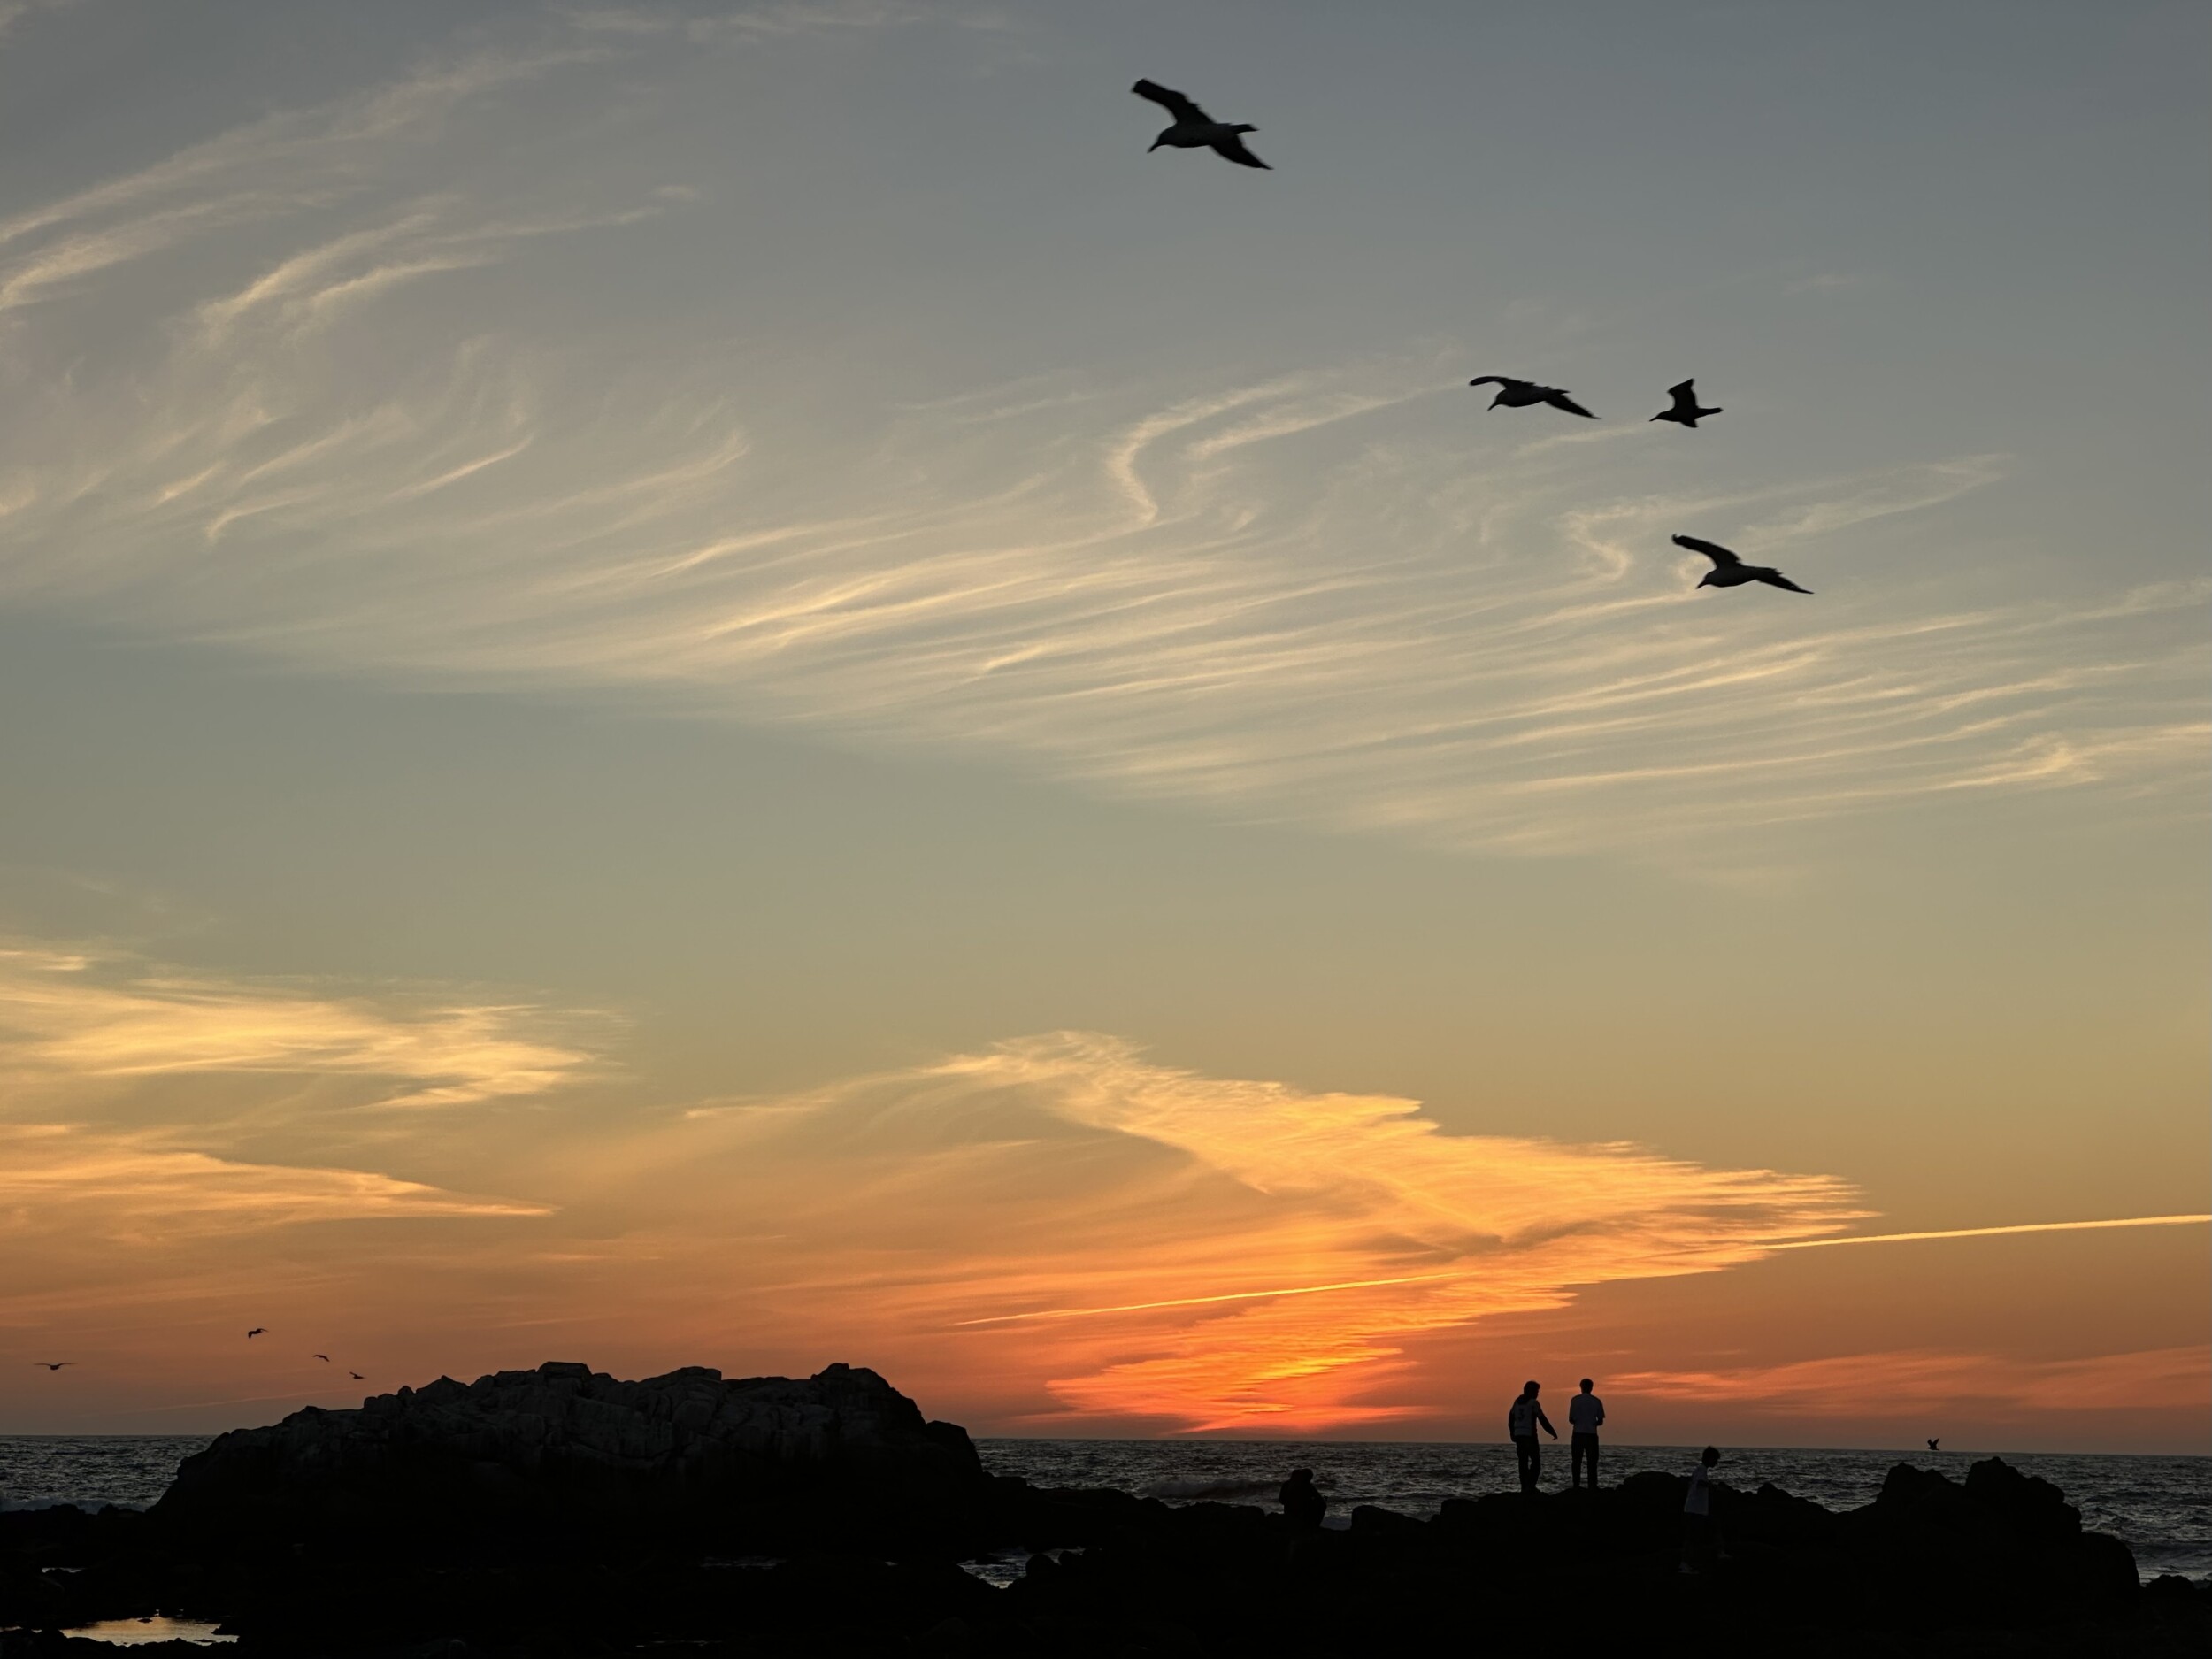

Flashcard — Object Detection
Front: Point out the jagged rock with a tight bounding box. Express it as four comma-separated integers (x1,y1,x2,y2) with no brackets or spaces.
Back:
152,1361,982,1551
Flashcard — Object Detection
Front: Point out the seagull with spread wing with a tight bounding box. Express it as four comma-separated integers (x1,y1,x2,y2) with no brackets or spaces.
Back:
31,1362,74,1371
1468,376,1597,419
1650,379,1722,428
1132,79,1270,169
1673,534,1813,594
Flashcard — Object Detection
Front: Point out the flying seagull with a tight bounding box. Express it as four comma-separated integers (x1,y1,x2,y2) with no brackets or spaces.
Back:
1468,377,1596,419
1672,534,1813,594
1927,1438,1941,1453
349,1372,365,1380
1650,379,1722,428
32,1362,73,1371
246,1327,266,1338
313,1354,330,1363
1132,80,1270,169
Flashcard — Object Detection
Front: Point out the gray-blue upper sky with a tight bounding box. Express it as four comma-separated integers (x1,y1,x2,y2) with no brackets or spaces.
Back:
3,0,2202,863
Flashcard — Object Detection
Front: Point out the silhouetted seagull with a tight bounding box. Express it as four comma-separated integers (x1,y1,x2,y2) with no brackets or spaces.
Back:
246,1327,266,1338
31,1362,73,1371
1650,379,1722,428
1468,377,1596,419
349,1371,365,1380
312,1354,330,1363
1927,1438,1940,1453
1672,534,1813,594
1133,80,1270,169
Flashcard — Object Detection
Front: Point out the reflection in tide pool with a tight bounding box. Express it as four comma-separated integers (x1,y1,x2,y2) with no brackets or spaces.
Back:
60,1617,235,1647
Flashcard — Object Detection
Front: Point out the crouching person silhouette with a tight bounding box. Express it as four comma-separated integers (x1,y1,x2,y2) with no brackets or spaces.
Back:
1279,1466,1326,1568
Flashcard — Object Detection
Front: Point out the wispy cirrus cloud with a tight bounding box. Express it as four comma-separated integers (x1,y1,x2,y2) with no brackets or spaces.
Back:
0,11,2200,868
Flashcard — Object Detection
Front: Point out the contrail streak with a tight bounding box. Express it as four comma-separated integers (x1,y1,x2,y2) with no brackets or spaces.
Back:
1769,1214,2210,1251
954,1271,1453,1327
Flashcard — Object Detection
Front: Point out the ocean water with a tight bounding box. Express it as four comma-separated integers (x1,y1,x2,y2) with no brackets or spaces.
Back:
0,1437,211,1513
4,1435,2205,1583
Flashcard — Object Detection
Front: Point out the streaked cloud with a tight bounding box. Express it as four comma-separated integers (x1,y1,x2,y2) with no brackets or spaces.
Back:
0,1122,548,1237
0,13,2198,868
1769,1214,2212,1251
1614,1346,2210,1418
0,943,602,1110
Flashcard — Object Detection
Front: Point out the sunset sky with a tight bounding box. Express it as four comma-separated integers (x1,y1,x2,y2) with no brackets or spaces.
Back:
1,0,2205,1454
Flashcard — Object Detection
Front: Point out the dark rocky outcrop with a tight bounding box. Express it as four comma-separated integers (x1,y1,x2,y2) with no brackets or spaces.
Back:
153,1361,982,1554
3,1363,2205,1656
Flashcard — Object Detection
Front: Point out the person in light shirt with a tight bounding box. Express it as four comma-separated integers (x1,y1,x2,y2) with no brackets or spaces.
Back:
1506,1380,1556,1494
1566,1377,1605,1489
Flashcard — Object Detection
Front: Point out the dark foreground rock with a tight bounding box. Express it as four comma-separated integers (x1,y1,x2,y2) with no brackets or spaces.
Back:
3,1362,2206,1656
152,1361,981,1555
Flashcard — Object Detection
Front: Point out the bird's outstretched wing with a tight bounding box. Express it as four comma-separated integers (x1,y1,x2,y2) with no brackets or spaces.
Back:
1210,134,1270,169
1467,376,1515,388
1543,389,1597,418
313,1353,330,1362
1667,380,1700,414
1671,534,1740,567
1133,80,1208,124
1755,570,1813,594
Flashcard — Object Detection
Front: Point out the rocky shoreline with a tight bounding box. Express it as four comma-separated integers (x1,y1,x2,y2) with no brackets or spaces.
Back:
4,1362,2206,1655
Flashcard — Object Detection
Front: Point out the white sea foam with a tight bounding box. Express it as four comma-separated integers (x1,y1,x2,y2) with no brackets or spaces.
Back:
60,1617,234,1647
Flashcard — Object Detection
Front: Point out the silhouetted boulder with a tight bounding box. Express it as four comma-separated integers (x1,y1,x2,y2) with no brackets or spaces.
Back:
1840,1457,2138,1624
152,1360,983,1554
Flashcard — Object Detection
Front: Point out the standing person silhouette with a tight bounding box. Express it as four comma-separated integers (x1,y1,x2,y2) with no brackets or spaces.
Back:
1507,1380,1556,1494
1568,1377,1605,1489
1680,1445,1722,1573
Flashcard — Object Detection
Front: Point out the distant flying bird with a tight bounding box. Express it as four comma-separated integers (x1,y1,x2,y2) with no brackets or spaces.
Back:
1650,379,1722,428
1927,1438,1941,1452
1132,80,1270,169
1468,377,1596,419
246,1327,266,1338
349,1372,365,1380
313,1354,330,1363
32,1362,73,1371
1672,534,1813,594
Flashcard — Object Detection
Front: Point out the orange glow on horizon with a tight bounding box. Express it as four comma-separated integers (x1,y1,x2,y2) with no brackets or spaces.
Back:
2,949,2200,1446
